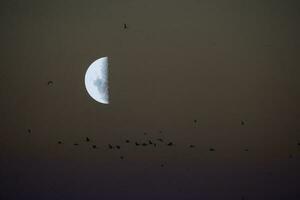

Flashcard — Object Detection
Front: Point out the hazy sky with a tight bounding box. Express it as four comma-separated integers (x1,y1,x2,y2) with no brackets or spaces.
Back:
1,0,300,199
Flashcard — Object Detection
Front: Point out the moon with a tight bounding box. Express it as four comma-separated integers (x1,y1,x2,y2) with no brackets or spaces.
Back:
84,57,109,104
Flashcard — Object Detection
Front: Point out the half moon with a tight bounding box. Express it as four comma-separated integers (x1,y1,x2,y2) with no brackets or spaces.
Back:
84,57,109,104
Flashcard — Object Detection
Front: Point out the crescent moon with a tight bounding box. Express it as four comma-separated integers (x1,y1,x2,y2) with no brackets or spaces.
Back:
84,57,109,104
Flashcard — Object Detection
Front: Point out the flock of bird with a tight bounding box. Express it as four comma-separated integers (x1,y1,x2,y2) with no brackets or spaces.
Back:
54,130,196,164
26,117,300,166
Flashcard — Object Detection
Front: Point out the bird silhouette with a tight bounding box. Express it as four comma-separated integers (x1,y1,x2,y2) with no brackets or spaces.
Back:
47,81,53,86
149,140,153,145
123,23,128,29
74,143,79,146
108,144,113,149
157,138,164,142
86,137,90,142
27,129,31,133
116,145,120,149
241,120,245,125
92,145,97,149
125,140,130,143
135,142,140,146
167,142,173,146
120,156,124,160
58,141,62,144
209,148,215,151
189,145,195,148
193,119,198,127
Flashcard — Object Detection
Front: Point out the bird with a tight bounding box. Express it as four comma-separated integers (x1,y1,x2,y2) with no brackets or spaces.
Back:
189,145,195,148
125,140,130,143
193,119,198,127
116,145,120,149
123,23,128,29
120,156,124,160
167,142,173,146
108,144,113,149
92,145,97,149
27,129,31,133
241,120,245,125
142,143,147,146
58,141,62,144
47,81,53,86
86,137,90,142
74,143,79,146
153,143,157,147
209,148,215,151
135,142,140,146
148,140,153,145
157,138,164,142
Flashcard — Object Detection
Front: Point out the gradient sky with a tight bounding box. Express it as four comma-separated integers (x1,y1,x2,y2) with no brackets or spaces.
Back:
1,0,300,199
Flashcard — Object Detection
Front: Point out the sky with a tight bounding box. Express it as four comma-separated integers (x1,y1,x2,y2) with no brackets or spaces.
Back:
1,0,300,199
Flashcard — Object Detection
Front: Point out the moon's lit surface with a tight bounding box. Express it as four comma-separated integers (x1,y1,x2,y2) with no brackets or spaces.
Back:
84,57,109,104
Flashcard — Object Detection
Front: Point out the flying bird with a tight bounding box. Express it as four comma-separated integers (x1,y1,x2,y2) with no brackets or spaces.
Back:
58,141,62,144
135,142,140,146
125,140,130,143
108,144,113,149
92,145,97,149
209,148,215,151
157,138,164,142
86,137,90,142
74,143,79,146
167,142,173,146
47,81,53,86
116,145,120,149
123,23,128,29
27,129,31,133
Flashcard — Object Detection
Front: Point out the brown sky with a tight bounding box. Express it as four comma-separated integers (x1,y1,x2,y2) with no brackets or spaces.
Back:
1,0,300,199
